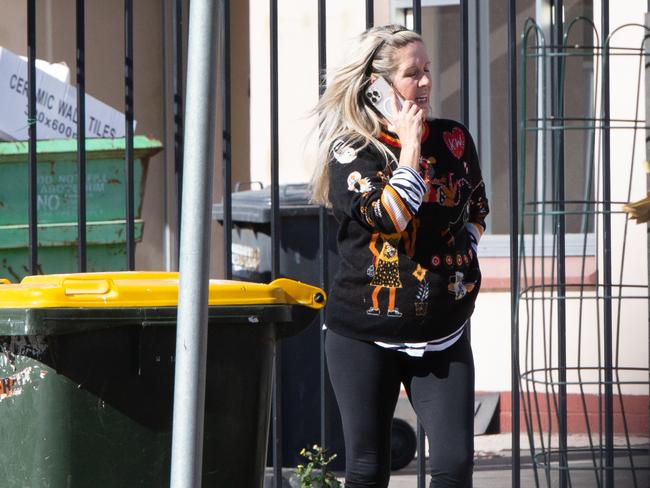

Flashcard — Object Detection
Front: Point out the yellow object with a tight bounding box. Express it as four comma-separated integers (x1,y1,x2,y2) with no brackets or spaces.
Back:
623,192,650,224
0,271,326,309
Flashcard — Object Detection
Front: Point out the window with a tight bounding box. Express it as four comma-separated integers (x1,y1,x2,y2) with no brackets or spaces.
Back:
391,0,597,261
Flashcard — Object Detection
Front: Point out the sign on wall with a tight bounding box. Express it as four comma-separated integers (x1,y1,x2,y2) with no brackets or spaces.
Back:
0,47,132,141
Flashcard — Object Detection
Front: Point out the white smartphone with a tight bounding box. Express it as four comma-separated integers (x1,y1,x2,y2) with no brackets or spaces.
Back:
364,76,403,123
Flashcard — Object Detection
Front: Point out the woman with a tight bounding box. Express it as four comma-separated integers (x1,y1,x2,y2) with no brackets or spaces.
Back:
311,25,489,487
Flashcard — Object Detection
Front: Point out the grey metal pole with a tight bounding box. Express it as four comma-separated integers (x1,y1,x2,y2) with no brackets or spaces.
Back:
169,0,220,485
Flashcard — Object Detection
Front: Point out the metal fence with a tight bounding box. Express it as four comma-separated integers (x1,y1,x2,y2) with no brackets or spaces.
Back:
513,2,650,488
16,1,648,487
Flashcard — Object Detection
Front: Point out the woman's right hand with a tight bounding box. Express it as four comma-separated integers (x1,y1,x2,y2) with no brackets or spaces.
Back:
387,96,423,170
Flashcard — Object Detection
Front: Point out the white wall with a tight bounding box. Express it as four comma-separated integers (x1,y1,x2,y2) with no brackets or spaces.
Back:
472,291,513,391
249,0,367,186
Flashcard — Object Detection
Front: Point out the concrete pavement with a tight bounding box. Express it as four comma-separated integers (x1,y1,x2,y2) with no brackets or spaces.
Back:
388,433,649,487
265,433,649,487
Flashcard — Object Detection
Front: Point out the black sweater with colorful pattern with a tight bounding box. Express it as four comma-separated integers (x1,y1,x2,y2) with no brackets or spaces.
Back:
325,118,489,342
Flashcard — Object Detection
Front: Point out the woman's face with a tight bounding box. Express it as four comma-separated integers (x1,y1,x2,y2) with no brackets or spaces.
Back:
390,41,432,116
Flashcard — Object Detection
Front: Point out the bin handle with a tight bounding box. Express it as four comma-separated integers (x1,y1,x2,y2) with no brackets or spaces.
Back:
234,181,264,192
62,278,112,296
0,278,10,285
269,278,326,309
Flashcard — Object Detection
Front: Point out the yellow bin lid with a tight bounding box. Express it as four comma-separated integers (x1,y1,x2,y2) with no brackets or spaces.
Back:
0,271,326,310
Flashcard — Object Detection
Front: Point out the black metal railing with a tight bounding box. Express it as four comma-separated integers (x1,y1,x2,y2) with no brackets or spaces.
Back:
124,0,136,270
269,0,283,483
27,0,37,274
173,0,185,255
76,0,87,271
24,0,138,274
508,2,520,487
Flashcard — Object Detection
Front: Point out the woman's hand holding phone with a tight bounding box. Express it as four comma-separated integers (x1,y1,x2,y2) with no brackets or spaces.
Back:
388,94,424,171
387,98,423,146
365,76,423,170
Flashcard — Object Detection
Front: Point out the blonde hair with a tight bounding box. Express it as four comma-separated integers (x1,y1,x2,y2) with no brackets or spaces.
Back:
309,25,424,205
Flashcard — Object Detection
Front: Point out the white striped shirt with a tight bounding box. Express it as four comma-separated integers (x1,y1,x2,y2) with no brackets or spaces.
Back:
388,166,427,215
374,321,467,356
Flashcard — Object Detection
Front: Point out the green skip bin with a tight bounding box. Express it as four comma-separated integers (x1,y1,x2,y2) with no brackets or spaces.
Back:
0,271,326,487
0,137,162,281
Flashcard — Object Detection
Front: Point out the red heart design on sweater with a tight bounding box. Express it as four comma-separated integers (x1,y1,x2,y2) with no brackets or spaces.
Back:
443,127,465,159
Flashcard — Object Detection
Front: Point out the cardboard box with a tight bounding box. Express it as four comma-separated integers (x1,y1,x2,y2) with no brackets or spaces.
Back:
0,47,133,141
18,56,70,83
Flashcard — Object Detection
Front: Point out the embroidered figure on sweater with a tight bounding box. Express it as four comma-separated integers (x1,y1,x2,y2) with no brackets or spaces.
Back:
401,217,419,258
442,127,465,159
427,172,470,207
371,200,382,218
419,156,437,202
376,170,389,184
360,205,375,227
412,263,427,282
332,139,358,164
367,232,403,317
347,171,373,193
414,279,430,317
439,185,475,247
447,271,476,300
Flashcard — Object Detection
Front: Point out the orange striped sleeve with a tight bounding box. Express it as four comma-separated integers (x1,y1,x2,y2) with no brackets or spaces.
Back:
380,185,412,232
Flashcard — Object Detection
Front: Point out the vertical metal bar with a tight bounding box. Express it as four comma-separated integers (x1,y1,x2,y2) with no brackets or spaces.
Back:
76,0,87,272
270,0,282,485
413,0,421,33
318,2,326,96
508,1,520,487
27,0,38,275
460,0,470,126
366,0,374,29
535,0,552,239
317,0,328,450
477,0,493,233
646,11,650,476
460,0,472,347
162,0,172,271
169,0,220,484
550,3,569,487
601,2,614,487
174,0,185,267
124,0,135,270
414,2,425,485
318,210,329,444
467,0,479,136
222,0,232,279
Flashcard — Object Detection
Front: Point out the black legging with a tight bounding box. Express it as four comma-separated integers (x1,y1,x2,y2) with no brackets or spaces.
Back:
325,329,475,488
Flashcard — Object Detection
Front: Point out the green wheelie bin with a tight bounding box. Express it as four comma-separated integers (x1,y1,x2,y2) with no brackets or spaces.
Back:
0,271,325,487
